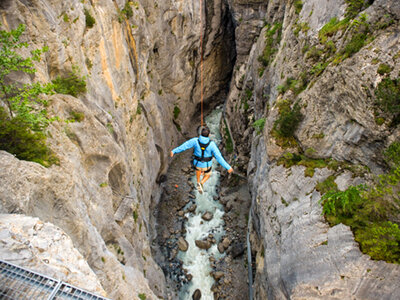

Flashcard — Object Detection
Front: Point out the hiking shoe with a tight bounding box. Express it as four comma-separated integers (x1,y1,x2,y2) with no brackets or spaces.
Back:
197,182,203,194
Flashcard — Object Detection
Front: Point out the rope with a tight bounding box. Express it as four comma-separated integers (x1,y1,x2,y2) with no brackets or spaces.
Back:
200,0,204,127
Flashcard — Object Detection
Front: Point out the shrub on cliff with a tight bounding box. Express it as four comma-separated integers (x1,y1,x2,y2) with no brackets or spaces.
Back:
274,101,303,138
320,142,400,264
52,67,87,97
375,77,400,126
0,24,58,166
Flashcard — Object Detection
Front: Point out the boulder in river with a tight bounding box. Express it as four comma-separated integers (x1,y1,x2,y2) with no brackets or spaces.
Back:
218,242,225,253
178,237,189,252
192,289,201,300
187,204,197,213
212,271,224,280
202,211,213,221
195,239,212,250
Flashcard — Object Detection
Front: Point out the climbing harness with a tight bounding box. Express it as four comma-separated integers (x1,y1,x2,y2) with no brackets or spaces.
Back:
192,138,212,173
194,139,212,163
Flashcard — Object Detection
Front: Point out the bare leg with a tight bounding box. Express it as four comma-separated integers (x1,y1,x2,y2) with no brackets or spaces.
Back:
196,169,201,183
201,173,211,186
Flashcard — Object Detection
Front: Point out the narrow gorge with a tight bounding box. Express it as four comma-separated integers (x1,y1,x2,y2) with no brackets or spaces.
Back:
0,0,400,300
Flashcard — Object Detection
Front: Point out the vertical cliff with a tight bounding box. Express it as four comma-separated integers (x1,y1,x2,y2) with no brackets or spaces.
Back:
225,0,400,298
0,0,235,299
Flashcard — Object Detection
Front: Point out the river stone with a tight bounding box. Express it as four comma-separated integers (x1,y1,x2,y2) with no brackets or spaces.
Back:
187,204,197,213
177,237,189,252
221,237,231,249
230,242,245,258
213,271,224,280
218,242,225,254
192,289,201,300
202,211,213,221
195,240,212,250
187,274,193,281
178,210,184,217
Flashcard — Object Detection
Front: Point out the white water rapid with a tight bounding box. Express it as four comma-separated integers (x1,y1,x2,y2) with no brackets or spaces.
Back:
178,107,226,300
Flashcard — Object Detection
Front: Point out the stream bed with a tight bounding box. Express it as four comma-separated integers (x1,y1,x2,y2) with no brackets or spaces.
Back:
153,107,251,300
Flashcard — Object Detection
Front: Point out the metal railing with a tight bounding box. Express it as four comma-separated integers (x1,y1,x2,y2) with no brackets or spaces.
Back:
0,260,111,300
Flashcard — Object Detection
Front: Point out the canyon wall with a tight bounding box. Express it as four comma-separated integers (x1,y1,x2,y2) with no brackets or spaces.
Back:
0,0,234,299
225,0,400,298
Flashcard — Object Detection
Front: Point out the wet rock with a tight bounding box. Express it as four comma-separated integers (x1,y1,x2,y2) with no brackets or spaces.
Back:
195,240,212,250
202,211,214,221
218,242,225,254
187,204,197,213
230,242,245,259
177,237,189,252
212,271,224,280
211,282,219,293
225,201,233,212
192,289,201,300
187,274,193,281
222,238,231,249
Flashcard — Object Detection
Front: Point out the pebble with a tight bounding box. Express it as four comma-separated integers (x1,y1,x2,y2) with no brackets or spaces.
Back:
202,211,214,221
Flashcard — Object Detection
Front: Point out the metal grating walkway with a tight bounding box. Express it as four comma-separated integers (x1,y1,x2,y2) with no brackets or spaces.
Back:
0,260,111,300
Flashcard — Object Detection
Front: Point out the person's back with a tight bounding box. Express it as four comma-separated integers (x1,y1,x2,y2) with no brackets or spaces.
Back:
170,126,233,194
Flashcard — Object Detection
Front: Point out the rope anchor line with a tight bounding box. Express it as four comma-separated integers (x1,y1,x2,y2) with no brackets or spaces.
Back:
200,0,204,127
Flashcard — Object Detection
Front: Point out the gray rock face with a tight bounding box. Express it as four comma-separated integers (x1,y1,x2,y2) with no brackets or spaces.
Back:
224,0,400,298
0,214,106,297
0,0,235,299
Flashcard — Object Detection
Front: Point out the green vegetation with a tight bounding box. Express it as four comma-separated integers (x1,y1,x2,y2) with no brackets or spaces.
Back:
173,104,180,119
84,8,96,28
312,132,325,139
384,141,400,168
63,13,70,23
122,1,134,19
241,89,252,112
294,0,303,14
133,209,138,223
252,118,266,135
345,0,373,19
293,21,310,37
258,23,283,68
320,142,400,264
68,111,85,122
316,175,338,194
85,57,93,70
278,152,343,177
52,67,87,97
278,74,309,96
136,103,142,115
375,77,400,126
223,119,234,154
0,108,58,166
138,293,146,300
99,182,108,187
377,63,392,75
318,17,350,44
273,100,303,138
0,24,58,167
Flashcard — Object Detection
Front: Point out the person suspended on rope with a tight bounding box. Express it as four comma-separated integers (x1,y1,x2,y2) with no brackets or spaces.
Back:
170,126,233,194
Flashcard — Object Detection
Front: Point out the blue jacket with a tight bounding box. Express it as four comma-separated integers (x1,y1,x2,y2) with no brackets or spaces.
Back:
172,135,231,170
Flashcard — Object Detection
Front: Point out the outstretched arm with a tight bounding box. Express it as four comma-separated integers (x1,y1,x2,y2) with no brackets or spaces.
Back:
171,138,197,156
212,143,233,172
